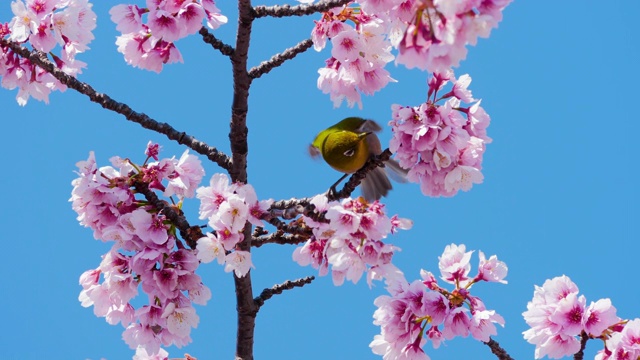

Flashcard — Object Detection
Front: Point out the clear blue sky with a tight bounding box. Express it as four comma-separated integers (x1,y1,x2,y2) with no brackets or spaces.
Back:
1,1,638,359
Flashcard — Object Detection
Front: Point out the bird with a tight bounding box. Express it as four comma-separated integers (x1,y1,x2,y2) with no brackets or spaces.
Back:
309,117,407,201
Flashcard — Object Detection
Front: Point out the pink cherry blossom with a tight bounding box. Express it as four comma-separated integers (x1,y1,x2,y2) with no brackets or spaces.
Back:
390,72,490,197
71,146,211,357
110,1,225,72
164,149,205,199
392,0,512,73
438,243,473,284
110,4,145,33
224,250,254,277
522,275,624,359
162,302,199,338
293,196,409,286
196,173,236,220
312,6,395,108
371,245,506,359
606,319,640,359
196,233,225,264
584,299,619,337
133,346,169,360
475,251,508,284
129,209,169,246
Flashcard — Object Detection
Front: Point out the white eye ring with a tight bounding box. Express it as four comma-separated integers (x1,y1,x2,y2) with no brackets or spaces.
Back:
343,149,355,157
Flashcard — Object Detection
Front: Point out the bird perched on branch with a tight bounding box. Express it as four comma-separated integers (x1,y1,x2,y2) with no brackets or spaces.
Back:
309,117,407,201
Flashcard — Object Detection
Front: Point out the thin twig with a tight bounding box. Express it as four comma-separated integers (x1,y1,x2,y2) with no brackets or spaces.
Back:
133,180,202,249
0,39,232,171
483,338,514,360
249,39,313,79
198,27,235,56
254,276,315,310
329,148,393,201
253,0,352,18
573,332,589,360
267,217,315,236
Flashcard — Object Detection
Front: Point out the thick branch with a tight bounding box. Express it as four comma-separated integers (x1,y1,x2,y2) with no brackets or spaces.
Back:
199,27,235,56
133,180,202,249
253,0,352,18
229,1,254,184
230,1,256,359
248,39,313,79
483,338,514,360
0,40,231,170
254,276,315,310
329,148,393,201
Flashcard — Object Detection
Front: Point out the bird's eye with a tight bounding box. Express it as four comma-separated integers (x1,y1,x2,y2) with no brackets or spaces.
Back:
343,148,355,157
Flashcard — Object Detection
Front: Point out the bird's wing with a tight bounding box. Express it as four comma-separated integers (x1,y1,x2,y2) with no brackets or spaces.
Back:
384,159,409,183
308,144,322,159
357,119,382,133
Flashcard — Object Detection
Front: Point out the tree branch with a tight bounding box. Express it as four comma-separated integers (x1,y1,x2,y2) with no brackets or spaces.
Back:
229,3,254,184
266,217,315,237
253,0,352,18
248,38,313,79
254,276,315,310
198,27,235,56
573,331,589,360
230,0,257,358
270,197,312,210
252,231,310,248
483,338,514,360
329,148,393,201
133,180,202,249
0,39,232,171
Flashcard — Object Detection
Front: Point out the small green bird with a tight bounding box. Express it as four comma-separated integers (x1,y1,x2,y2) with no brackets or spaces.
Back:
309,117,407,201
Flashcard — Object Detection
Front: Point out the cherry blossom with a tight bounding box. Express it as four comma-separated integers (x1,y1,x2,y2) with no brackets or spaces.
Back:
390,71,491,197
371,244,506,360
312,6,395,108
522,275,621,359
310,1,512,106
1,0,96,104
72,144,211,357
110,0,226,72
293,195,411,286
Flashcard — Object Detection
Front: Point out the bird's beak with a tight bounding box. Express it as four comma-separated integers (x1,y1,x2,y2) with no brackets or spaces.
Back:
358,132,372,140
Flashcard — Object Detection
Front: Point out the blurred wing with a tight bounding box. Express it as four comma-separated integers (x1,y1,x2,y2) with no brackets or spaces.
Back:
357,119,382,133
308,144,322,159
384,159,409,183
361,167,392,201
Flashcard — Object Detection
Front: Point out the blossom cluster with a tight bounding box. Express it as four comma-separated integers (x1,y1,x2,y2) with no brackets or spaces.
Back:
109,1,227,73
0,0,96,105
195,173,273,277
389,70,490,197
312,6,395,108
522,275,635,359
292,194,412,286
389,0,513,73
73,143,208,356
371,244,508,360
309,0,511,106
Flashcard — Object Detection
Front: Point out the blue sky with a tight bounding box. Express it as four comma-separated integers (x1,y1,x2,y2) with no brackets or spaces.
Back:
1,1,638,360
